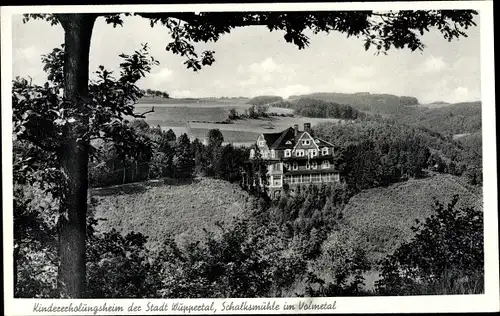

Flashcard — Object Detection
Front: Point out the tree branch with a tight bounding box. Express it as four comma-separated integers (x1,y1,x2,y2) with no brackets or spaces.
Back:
132,106,155,118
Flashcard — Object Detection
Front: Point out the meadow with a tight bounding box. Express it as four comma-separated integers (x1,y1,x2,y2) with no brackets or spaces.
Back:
90,177,256,251
134,100,342,146
342,172,482,264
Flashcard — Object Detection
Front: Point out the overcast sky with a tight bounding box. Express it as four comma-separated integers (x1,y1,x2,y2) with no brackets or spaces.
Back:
12,13,481,104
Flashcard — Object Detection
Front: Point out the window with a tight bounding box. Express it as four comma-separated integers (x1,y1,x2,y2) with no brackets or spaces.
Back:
284,149,291,157
250,149,255,159
322,173,332,182
311,161,318,169
293,175,301,183
315,139,320,143
334,173,340,182
293,162,298,170
263,150,269,158
322,147,329,155
296,149,305,157
258,140,265,147
322,160,330,169
273,175,282,186
284,175,292,184
304,174,312,183
302,139,311,145
274,163,282,171
284,163,290,170
306,162,310,170
309,149,318,157
271,149,275,158
312,174,320,183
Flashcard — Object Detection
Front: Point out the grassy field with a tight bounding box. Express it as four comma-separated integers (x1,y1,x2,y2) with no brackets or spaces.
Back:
136,97,250,105
135,101,342,145
90,177,256,250
341,173,482,264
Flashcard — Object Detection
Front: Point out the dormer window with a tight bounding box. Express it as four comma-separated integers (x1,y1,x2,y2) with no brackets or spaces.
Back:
285,140,292,145
315,139,320,143
284,149,291,157
322,147,329,155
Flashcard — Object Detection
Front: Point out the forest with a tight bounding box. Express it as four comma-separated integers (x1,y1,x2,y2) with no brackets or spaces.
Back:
141,88,170,99
289,92,420,115
272,98,365,120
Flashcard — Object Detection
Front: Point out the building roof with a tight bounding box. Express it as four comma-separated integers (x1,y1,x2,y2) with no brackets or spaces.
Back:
261,126,332,149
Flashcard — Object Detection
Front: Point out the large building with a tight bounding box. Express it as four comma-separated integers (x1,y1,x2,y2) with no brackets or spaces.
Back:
245,123,340,199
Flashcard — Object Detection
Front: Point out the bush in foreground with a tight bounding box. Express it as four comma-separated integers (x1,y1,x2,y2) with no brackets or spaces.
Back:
375,195,483,295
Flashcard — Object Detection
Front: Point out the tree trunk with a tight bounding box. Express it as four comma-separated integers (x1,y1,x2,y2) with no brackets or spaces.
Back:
57,14,96,298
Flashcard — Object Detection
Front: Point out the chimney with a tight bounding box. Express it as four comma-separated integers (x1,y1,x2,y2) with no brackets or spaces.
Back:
293,124,299,137
304,122,311,133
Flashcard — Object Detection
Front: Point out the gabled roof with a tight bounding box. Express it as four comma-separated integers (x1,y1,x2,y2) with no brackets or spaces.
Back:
314,138,335,148
261,132,284,148
271,127,297,149
260,126,333,150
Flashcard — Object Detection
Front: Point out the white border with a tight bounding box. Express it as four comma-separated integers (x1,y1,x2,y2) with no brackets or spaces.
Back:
2,2,498,315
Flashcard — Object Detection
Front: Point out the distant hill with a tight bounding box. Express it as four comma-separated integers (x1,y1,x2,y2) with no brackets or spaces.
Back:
398,101,482,136
288,92,419,114
247,95,283,106
90,177,256,250
419,101,451,109
272,98,365,120
341,173,482,263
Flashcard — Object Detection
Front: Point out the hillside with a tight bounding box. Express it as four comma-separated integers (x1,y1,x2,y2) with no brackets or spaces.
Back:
398,101,482,136
419,101,451,109
270,98,365,120
341,173,482,263
90,177,256,250
247,95,283,105
288,92,419,114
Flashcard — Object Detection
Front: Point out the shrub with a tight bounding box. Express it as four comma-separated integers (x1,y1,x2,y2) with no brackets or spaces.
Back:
375,195,483,295
154,220,306,298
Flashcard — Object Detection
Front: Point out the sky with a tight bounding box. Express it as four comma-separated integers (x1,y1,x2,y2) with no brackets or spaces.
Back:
11,12,481,104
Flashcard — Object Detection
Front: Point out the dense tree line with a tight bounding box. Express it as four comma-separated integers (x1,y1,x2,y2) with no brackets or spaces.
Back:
89,121,249,187
141,88,170,99
315,120,482,188
227,105,269,120
247,95,283,106
288,93,419,115
272,98,365,120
